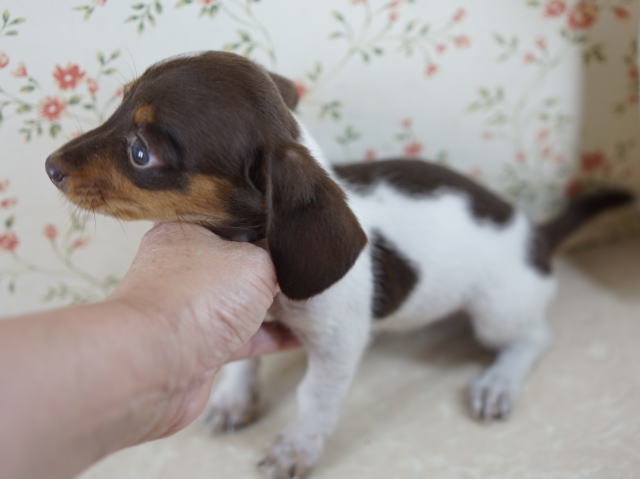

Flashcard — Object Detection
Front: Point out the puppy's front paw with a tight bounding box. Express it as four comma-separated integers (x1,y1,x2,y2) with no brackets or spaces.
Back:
469,368,519,420
258,433,324,479
201,390,259,434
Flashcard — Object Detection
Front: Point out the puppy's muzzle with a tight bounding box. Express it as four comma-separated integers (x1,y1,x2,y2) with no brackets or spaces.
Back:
45,154,68,190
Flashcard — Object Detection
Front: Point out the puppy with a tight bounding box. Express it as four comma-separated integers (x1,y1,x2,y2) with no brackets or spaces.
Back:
45,51,633,478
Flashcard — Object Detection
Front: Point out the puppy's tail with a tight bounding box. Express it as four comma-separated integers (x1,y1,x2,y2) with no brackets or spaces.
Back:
537,188,634,255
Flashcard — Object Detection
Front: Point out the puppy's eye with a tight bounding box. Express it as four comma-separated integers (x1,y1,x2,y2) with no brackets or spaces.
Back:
129,137,158,168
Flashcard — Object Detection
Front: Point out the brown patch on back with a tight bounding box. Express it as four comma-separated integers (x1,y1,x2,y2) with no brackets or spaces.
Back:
134,104,155,125
371,230,419,319
65,155,232,224
335,159,513,225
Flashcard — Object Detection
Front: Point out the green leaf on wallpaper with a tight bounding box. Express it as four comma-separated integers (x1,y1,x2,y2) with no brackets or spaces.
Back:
83,103,95,110
103,67,116,75
175,0,193,6
9,17,25,25
19,85,34,93
147,13,156,26
68,95,82,105
405,20,416,33
50,124,61,138
8,282,15,294
156,2,163,14
132,3,146,10
373,47,384,56
332,11,345,23
361,51,370,63
238,29,251,41
5,215,14,229
329,31,344,39
137,22,145,33
125,15,139,23
2,10,9,24
4,30,17,36
419,24,429,36
110,50,121,60
494,33,505,45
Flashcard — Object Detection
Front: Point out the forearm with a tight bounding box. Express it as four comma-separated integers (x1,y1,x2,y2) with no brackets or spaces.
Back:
0,300,181,479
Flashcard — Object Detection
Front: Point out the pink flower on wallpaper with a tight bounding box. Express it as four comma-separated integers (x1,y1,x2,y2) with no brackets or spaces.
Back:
43,224,58,241
544,0,566,17
294,80,307,100
388,10,399,23
401,118,412,129
350,0,367,4
116,86,125,97
537,129,550,140
452,8,466,23
0,52,9,69
40,97,67,122
581,151,605,172
469,167,482,179
453,35,470,48
0,232,19,253
404,141,422,158
567,1,598,30
364,149,376,161
0,179,9,193
71,237,90,250
516,151,526,164
629,67,638,80
436,43,447,54
523,52,536,64
565,178,583,198
12,63,27,78
54,64,86,90
535,36,547,50
199,0,217,4
424,63,438,77
482,131,494,140
87,77,99,94
629,94,638,105
0,198,17,209
93,0,108,5
613,6,630,20
554,154,566,164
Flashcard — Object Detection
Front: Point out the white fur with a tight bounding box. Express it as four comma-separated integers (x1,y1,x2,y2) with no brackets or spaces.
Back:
205,119,557,478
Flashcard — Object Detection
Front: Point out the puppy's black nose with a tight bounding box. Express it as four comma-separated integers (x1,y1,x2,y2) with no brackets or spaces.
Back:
45,155,67,188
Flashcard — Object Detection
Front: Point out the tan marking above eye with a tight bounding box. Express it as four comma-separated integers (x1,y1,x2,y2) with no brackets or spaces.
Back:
134,104,155,125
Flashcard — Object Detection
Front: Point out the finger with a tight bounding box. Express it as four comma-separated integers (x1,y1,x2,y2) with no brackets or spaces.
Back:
227,322,300,362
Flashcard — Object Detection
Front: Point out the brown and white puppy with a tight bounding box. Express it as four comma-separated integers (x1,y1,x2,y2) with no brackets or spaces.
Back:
46,51,633,479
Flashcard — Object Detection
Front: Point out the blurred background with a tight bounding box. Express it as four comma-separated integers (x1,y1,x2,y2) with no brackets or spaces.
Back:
0,1,639,313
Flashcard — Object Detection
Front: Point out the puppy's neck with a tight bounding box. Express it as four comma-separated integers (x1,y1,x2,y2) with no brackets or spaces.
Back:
293,116,333,174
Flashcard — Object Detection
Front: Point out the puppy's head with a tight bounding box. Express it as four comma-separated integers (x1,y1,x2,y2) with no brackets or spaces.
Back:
45,51,366,299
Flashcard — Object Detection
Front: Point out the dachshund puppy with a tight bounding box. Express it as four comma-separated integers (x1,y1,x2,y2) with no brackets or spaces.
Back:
45,51,633,479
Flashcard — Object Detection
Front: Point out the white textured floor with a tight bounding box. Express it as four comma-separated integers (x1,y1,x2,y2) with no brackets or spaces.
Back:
82,238,640,479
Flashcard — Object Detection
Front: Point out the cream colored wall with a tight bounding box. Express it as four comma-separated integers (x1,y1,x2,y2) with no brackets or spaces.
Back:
1,0,638,315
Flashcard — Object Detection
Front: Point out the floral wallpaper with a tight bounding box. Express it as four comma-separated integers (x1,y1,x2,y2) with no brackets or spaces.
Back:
1,0,639,315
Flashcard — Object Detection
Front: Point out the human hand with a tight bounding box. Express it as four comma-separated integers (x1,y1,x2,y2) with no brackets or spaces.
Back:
109,222,298,440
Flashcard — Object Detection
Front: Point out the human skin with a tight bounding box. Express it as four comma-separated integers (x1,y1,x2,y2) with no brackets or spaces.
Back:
0,223,298,479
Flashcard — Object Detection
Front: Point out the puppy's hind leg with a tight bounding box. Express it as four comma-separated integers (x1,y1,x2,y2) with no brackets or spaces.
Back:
202,358,261,433
468,282,554,420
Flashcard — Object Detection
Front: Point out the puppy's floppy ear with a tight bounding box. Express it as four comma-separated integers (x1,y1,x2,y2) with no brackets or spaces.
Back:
264,143,367,300
268,72,299,110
